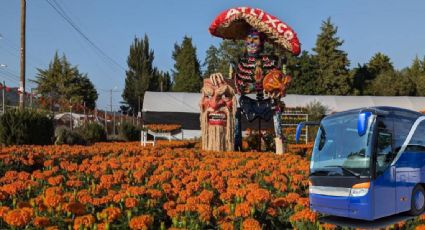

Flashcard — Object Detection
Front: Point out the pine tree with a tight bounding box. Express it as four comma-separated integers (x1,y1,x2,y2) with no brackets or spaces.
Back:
367,52,394,76
363,52,395,94
122,35,154,114
313,18,352,95
406,56,425,96
158,71,172,92
203,45,220,78
217,40,245,76
172,36,202,92
35,52,98,110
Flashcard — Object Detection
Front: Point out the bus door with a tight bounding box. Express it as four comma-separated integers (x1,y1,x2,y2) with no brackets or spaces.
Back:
394,117,425,213
373,116,397,218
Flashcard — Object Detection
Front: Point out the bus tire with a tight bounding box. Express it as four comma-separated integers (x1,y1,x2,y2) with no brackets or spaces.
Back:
409,185,425,216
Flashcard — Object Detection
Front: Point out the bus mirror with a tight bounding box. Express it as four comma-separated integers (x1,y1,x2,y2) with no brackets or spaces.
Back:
358,111,372,136
295,122,305,143
295,121,320,143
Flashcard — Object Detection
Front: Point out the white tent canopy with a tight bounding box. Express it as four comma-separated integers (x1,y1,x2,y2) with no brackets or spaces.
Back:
143,91,425,114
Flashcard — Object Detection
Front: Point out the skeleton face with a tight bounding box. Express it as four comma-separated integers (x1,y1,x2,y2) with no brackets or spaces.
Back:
245,30,264,56
200,80,235,126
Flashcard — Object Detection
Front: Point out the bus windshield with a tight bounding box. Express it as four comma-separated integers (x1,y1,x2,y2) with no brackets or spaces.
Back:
310,112,375,177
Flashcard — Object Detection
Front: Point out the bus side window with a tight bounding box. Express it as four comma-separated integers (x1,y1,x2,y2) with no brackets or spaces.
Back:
376,130,393,175
407,121,425,152
376,116,394,176
393,116,415,152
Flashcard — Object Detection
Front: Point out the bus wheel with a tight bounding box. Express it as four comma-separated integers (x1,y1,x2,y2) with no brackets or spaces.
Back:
409,185,425,216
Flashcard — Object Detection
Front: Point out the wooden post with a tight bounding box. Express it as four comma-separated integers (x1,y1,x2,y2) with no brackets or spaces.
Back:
19,0,26,110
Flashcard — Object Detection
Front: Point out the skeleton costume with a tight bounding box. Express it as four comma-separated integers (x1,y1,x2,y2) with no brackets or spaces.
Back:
206,6,301,153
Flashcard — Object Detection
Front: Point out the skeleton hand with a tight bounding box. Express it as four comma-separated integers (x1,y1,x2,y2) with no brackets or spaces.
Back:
210,73,225,86
263,90,282,99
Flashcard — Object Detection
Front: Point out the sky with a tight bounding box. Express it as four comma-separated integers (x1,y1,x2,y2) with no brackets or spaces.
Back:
1,0,425,110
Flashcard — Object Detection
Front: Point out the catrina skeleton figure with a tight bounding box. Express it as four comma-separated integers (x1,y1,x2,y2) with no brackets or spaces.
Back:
203,7,301,153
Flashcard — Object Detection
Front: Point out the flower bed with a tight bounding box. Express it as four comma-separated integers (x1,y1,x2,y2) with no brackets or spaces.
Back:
0,142,424,229
146,124,182,133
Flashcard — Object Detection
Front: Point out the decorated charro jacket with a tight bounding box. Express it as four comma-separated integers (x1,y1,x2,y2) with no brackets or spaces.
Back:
234,54,278,97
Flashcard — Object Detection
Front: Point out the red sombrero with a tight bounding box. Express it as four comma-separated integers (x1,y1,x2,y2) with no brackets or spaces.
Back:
209,7,301,56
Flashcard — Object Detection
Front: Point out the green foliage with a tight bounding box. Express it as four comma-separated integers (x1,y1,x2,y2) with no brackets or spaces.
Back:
203,45,221,77
406,56,425,96
351,64,372,95
0,109,54,145
369,70,416,96
35,52,98,110
306,101,329,121
77,122,107,144
122,34,163,114
54,126,86,145
172,36,202,92
119,122,141,141
157,70,172,92
286,51,318,95
313,18,352,95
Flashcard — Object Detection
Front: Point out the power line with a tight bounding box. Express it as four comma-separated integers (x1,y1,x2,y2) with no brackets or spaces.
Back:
0,33,45,68
45,0,126,73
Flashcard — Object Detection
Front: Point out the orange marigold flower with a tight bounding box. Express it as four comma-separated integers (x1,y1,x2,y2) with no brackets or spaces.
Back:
198,190,214,204
242,218,261,230
47,175,64,186
33,216,50,228
219,221,234,230
416,225,425,230
73,214,95,230
289,209,317,223
3,207,34,228
43,194,63,208
284,192,300,205
129,215,154,230
234,202,251,218
100,206,121,223
0,206,11,218
197,204,212,223
246,188,271,205
266,207,277,217
125,197,139,209
320,223,337,230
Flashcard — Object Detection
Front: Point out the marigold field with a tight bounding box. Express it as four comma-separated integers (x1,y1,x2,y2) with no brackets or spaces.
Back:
1,141,425,229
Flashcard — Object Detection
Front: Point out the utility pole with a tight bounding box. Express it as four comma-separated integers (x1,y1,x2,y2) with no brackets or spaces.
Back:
2,81,5,114
19,0,26,110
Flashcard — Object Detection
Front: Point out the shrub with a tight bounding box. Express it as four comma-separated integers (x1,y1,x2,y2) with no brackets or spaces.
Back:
54,126,86,145
0,109,54,145
119,122,140,141
77,122,107,144
305,100,329,142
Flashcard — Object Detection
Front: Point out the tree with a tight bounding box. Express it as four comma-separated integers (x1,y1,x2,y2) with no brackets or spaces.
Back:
122,35,155,114
406,56,425,96
172,36,202,92
286,51,318,95
367,52,394,76
351,64,371,95
217,40,245,77
158,71,172,92
313,18,352,95
203,45,221,77
35,52,98,110
369,70,416,96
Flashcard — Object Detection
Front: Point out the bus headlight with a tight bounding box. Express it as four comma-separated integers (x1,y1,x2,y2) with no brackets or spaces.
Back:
350,182,370,197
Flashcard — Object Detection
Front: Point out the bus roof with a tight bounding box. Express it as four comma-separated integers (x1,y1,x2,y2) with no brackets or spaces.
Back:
325,106,423,121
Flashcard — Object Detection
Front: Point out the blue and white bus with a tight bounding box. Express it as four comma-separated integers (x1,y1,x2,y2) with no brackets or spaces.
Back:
296,106,425,220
